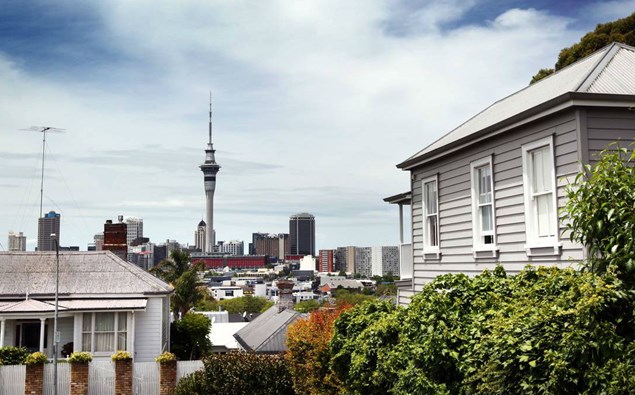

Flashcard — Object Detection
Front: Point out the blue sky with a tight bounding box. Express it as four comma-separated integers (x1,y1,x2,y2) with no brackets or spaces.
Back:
0,0,633,251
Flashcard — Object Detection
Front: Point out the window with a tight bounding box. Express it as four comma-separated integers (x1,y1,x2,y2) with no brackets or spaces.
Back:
471,156,497,252
82,312,127,353
422,176,439,253
522,136,559,250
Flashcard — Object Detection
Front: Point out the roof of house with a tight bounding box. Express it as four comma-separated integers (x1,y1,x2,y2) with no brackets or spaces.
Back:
233,305,304,353
0,251,172,298
399,42,635,169
0,298,148,314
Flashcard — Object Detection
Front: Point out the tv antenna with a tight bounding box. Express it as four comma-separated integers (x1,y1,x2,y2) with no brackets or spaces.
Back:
20,126,65,218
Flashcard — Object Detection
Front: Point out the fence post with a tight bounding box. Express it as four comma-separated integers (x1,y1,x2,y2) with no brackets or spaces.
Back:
159,361,177,395
114,359,133,395
70,362,89,395
24,364,44,395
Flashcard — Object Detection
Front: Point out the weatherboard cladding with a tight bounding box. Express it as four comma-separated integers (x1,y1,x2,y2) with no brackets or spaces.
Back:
410,110,585,290
402,43,635,168
0,251,172,297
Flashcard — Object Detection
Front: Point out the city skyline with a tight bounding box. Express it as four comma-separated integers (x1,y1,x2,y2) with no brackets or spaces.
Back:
0,1,629,251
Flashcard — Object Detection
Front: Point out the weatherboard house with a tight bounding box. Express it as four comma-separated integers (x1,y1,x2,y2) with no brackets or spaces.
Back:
0,251,172,361
386,42,635,305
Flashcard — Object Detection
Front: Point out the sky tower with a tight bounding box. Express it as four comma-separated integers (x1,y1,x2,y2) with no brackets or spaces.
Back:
200,94,221,253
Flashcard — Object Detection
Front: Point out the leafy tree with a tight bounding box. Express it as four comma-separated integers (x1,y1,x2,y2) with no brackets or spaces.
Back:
170,313,212,360
563,143,635,284
332,289,376,307
375,283,397,296
173,270,206,319
150,250,191,284
531,12,635,83
294,299,321,313
0,346,29,365
195,288,219,311
338,270,347,277
219,295,273,314
287,305,352,395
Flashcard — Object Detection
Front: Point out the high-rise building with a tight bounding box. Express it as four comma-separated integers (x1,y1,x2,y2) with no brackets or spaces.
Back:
194,220,206,251
37,211,61,251
335,246,356,273
371,246,400,277
289,213,315,256
200,96,221,253
251,233,289,258
8,231,26,251
124,216,143,246
94,233,104,251
318,249,335,273
354,247,373,278
103,219,127,261
220,240,244,256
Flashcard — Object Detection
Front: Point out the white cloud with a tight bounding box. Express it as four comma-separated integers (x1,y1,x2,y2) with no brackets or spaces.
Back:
0,1,602,250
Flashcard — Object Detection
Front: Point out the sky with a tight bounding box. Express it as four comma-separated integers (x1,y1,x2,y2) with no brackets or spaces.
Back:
0,0,633,252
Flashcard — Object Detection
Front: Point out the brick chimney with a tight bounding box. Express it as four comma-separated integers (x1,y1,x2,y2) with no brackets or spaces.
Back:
277,280,294,312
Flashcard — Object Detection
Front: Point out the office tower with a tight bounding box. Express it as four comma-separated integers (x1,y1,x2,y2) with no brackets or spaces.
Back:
200,96,221,253
37,211,61,251
124,216,143,245
371,245,400,277
335,246,356,273
220,240,244,256
354,247,373,278
8,231,27,251
194,220,206,251
289,213,315,256
103,219,127,261
251,233,289,257
318,249,335,273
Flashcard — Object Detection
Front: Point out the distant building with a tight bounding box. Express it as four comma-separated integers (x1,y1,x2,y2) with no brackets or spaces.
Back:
289,213,315,256
371,246,400,277
251,233,289,258
37,211,61,252
354,247,372,277
194,220,206,251
299,255,316,271
93,233,104,251
220,240,244,256
318,249,335,273
210,285,244,300
335,246,355,273
124,217,143,246
103,219,127,261
192,255,267,270
8,231,26,252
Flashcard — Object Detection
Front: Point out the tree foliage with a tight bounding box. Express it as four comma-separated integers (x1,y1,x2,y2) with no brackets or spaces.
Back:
175,352,294,395
531,12,635,84
219,295,273,314
293,299,321,313
150,250,191,284
170,313,212,360
287,305,352,395
329,266,635,394
0,346,29,365
562,143,635,284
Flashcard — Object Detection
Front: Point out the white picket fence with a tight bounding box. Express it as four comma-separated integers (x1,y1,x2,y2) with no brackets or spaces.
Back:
0,360,204,395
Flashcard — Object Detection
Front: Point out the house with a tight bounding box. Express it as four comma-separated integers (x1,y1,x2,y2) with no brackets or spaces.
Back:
233,305,304,353
0,251,172,361
387,42,635,305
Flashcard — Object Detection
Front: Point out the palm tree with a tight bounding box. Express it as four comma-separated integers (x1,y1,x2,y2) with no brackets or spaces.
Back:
150,250,191,283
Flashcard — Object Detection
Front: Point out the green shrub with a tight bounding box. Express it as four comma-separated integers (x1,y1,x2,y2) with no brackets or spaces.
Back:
171,313,212,360
25,352,48,366
68,352,92,363
0,346,29,365
173,352,294,395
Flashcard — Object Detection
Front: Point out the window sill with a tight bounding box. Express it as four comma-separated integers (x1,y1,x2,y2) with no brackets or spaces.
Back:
423,249,441,260
472,247,499,259
525,242,562,257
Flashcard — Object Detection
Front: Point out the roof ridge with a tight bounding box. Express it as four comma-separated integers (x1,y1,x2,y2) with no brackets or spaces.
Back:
574,42,624,92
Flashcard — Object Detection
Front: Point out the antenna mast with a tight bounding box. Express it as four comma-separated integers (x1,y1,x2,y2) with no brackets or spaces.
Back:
21,126,65,218
209,91,213,145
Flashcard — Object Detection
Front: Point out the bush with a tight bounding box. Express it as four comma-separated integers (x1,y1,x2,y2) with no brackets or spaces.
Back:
171,313,212,360
68,352,92,363
0,346,29,365
174,352,294,395
293,299,321,313
329,266,635,394
219,295,273,314
25,352,48,366
287,305,351,394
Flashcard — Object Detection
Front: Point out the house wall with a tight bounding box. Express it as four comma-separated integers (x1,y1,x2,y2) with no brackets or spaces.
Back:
409,109,585,295
585,107,635,161
134,296,165,362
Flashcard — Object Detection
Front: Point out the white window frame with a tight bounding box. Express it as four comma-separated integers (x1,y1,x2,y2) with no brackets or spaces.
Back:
422,175,440,257
81,311,129,356
522,136,561,254
470,156,498,256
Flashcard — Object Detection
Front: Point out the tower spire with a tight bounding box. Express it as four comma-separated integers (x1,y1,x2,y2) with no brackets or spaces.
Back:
200,93,221,253
208,91,212,145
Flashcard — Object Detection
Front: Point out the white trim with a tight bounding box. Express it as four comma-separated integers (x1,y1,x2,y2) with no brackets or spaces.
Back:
522,136,560,252
421,175,440,257
470,155,498,254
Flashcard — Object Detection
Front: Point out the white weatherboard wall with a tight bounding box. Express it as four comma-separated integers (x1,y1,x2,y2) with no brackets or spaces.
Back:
135,297,165,361
410,109,585,295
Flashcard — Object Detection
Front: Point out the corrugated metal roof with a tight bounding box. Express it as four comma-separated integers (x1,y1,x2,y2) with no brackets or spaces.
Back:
0,298,147,314
400,43,635,168
233,305,303,353
0,251,172,297
0,299,62,313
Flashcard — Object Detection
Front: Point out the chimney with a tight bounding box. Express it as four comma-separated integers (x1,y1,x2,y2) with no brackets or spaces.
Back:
118,215,124,223
276,280,294,312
